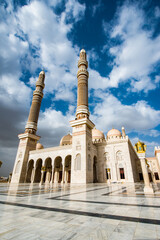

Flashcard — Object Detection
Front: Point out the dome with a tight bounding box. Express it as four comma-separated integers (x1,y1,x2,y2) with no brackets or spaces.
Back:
36,143,44,150
92,128,105,140
60,134,72,146
107,128,121,139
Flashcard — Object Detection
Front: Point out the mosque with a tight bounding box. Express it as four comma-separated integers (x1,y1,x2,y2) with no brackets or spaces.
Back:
11,50,160,191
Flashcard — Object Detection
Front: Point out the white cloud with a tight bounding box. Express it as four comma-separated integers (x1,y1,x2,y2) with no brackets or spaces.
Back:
16,0,84,99
155,6,160,18
0,74,31,108
103,3,160,92
65,0,86,22
91,0,101,16
141,129,160,138
0,4,31,108
89,68,109,89
92,90,160,133
38,107,74,147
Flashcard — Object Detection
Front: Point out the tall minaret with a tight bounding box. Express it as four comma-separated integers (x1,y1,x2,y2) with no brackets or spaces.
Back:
70,50,95,184
11,71,45,183
76,49,89,119
25,71,45,134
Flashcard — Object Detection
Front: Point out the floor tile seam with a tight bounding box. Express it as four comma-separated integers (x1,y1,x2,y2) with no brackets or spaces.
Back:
49,186,126,199
0,186,111,198
0,200,160,226
49,198,160,209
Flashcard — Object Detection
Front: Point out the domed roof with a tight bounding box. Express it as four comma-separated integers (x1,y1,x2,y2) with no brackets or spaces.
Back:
92,128,105,140
107,128,121,138
60,134,72,146
36,143,44,150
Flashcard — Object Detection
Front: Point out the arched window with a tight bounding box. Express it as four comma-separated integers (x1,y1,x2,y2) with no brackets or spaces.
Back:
88,154,91,171
116,151,123,161
15,161,21,174
74,154,81,170
104,152,110,162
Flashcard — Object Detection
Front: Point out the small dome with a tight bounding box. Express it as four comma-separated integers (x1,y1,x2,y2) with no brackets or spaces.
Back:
107,128,121,139
60,134,72,146
36,143,44,150
92,128,105,140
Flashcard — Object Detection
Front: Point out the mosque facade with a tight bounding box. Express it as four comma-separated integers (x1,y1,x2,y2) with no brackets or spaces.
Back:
11,50,160,189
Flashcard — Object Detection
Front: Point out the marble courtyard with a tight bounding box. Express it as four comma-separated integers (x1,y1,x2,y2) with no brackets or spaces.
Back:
0,182,160,239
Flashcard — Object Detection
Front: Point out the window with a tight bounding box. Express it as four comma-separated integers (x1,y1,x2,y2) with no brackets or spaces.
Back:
74,154,81,170
139,173,143,181
104,152,110,162
155,172,159,180
119,168,125,179
116,151,123,161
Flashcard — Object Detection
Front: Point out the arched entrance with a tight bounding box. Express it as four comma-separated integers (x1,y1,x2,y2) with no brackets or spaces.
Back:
93,156,97,183
64,155,71,183
26,160,34,183
54,156,63,183
34,159,42,183
44,158,52,183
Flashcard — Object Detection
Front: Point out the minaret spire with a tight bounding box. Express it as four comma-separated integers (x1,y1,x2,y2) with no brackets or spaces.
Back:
25,71,45,134
76,49,89,119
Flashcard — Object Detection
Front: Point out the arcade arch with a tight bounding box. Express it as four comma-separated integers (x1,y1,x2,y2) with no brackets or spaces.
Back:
34,159,42,183
64,155,72,183
93,156,97,183
26,159,34,183
54,156,63,183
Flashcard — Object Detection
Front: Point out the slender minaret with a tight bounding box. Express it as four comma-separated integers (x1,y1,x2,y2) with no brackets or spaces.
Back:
76,49,89,119
25,71,45,134
70,50,95,183
11,71,45,183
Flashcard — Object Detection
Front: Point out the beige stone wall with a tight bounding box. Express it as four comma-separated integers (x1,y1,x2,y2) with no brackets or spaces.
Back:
146,157,160,182
11,133,40,183
95,136,138,183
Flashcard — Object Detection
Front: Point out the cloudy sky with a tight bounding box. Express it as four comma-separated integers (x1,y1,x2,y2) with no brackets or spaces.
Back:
0,0,160,176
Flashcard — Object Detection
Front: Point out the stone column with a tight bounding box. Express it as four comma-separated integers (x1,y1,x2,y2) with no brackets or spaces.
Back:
40,170,45,185
62,164,65,183
139,154,154,194
65,171,68,183
31,167,35,183
45,171,50,184
50,169,54,185
25,71,45,135
76,49,89,119
54,171,58,183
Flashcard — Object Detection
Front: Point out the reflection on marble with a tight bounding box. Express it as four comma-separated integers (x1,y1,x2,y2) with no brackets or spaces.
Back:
0,182,160,239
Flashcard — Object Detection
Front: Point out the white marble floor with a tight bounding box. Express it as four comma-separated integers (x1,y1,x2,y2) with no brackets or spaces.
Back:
0,182,160,240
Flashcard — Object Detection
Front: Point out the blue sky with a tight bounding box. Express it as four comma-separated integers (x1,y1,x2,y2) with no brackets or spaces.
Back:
0,0,160,176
